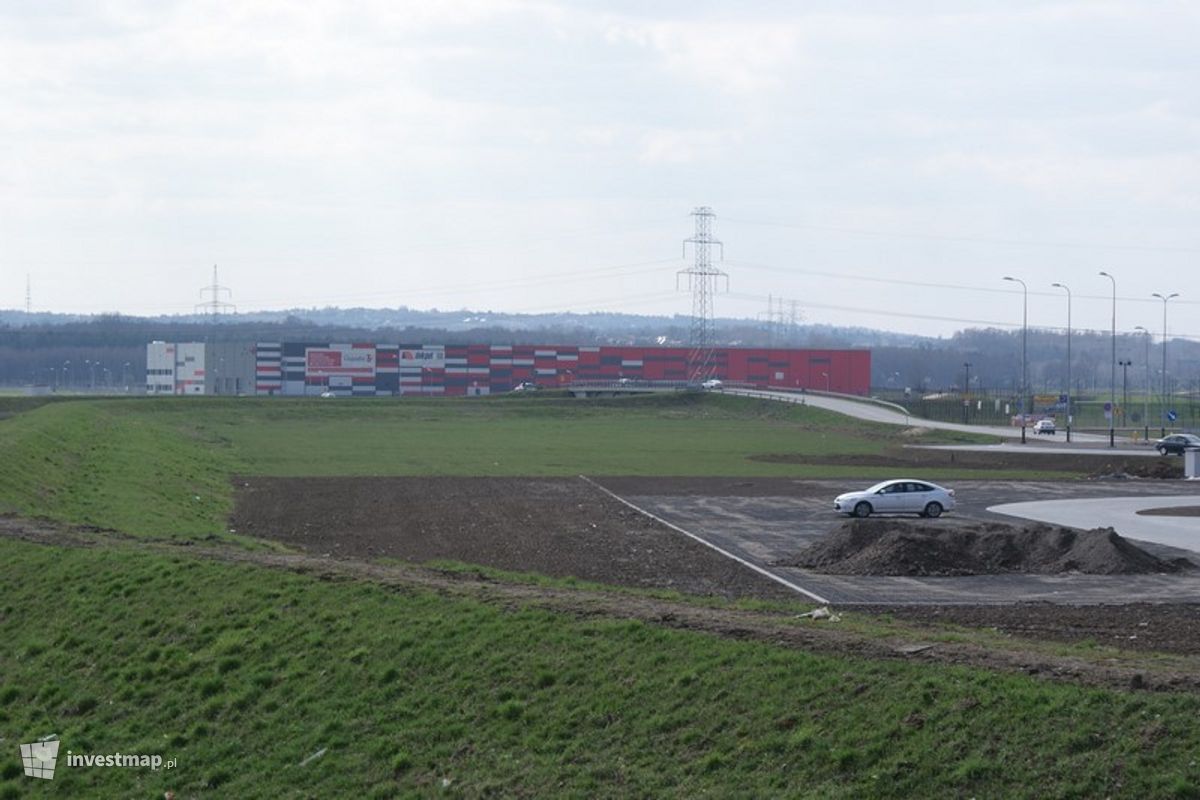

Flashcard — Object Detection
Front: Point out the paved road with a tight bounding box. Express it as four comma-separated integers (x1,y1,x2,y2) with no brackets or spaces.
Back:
724,387,1117,445
991,495,1200,552
623,480,1200,605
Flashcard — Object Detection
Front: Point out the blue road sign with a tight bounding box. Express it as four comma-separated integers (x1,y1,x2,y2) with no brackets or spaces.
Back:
1167,410,1178,422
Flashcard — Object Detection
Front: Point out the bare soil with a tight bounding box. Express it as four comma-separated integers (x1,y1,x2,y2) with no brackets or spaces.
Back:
230,476,797,601
750,448,1184,478
1138,506,1200,517
779,518,1192,577
853,603,1200,656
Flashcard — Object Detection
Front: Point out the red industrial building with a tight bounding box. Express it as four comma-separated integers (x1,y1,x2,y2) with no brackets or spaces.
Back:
253,342,871,397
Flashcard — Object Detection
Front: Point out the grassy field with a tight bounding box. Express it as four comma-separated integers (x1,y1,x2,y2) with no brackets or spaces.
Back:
3,538,1199,799
0,393,1055,539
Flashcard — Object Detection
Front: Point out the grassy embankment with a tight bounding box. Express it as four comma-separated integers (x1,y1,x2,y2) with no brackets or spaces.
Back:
3,538,1199,799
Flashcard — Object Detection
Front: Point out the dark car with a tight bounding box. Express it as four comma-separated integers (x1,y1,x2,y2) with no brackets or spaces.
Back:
1155,433,1200,455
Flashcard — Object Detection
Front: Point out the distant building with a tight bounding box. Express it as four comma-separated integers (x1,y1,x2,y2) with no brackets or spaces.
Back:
147,341,871,396
253,342,870,397
145,341,256,395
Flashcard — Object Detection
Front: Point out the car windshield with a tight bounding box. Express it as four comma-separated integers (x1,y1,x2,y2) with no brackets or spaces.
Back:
865,481,897,493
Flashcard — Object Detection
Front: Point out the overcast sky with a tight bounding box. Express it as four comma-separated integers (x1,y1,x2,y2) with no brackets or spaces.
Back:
2,1,1197,339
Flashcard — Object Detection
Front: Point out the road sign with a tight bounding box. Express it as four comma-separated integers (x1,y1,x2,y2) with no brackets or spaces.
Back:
1168,410,1178,422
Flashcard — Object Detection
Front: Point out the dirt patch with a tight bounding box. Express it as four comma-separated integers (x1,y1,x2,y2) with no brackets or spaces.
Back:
778,518,1191,577
1138,506,1200,517
855,603,1200,656
230,476,796,601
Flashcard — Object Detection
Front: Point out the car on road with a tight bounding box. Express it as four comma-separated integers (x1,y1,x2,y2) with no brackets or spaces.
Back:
1033,419,1056,435
701,378,723,390
1154,433,1200,456
834,479,956,519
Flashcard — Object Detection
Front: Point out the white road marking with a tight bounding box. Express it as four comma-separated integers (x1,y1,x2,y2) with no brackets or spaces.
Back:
579,476,831,604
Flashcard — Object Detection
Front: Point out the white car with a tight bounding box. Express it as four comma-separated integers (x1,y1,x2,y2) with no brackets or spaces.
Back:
833,479,956,519
701,379,723,390
1033,419,1056,435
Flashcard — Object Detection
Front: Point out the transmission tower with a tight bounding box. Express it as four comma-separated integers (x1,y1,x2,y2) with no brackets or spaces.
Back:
677,207,727,382
759,294,790,346
196,265,236,316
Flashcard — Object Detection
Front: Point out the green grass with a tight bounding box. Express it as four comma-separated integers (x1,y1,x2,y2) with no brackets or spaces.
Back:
0,400,239,539
0,394,1058,539
2,538,1199,799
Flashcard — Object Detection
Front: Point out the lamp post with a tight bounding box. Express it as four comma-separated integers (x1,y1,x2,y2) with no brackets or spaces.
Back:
1003,276,1028,443
1050,282,1072,441
1134,326,1151,441
962,362,972,424
1099,271,1116,446
1119,359,1132,428
1152,292,1179,436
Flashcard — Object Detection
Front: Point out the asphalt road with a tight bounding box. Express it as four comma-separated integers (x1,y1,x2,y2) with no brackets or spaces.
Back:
623,479,1200,605
725,387,1118,445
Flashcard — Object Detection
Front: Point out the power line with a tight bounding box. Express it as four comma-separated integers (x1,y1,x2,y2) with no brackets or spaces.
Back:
722,216,1200,255
725,258,1200,307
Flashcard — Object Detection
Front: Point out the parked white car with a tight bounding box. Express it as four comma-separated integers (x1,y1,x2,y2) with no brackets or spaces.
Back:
833,479,956,518
1033,419,1056,435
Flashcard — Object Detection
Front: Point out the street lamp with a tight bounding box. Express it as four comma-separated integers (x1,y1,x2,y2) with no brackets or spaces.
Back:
962,362,972,424
1152,292,1179,436
1134,326,1151,441
1119,359,1132,428
1003,276,1028,443
1098,271,1116,446
1050,282,1072,441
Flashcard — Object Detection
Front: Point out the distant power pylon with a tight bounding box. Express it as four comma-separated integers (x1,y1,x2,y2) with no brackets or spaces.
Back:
196,265,236,316
677,207,727,381
760,294,791,346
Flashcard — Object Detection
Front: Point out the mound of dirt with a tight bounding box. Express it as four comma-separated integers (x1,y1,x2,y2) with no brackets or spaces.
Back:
780,518,1191,577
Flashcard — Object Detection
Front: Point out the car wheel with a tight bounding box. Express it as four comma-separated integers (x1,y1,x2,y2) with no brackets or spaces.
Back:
853,501,872,518
923,502,943,519
1157,446,1166,456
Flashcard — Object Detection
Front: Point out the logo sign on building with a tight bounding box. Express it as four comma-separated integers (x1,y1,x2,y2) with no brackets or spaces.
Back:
398,347,445,367
306,348,376,377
